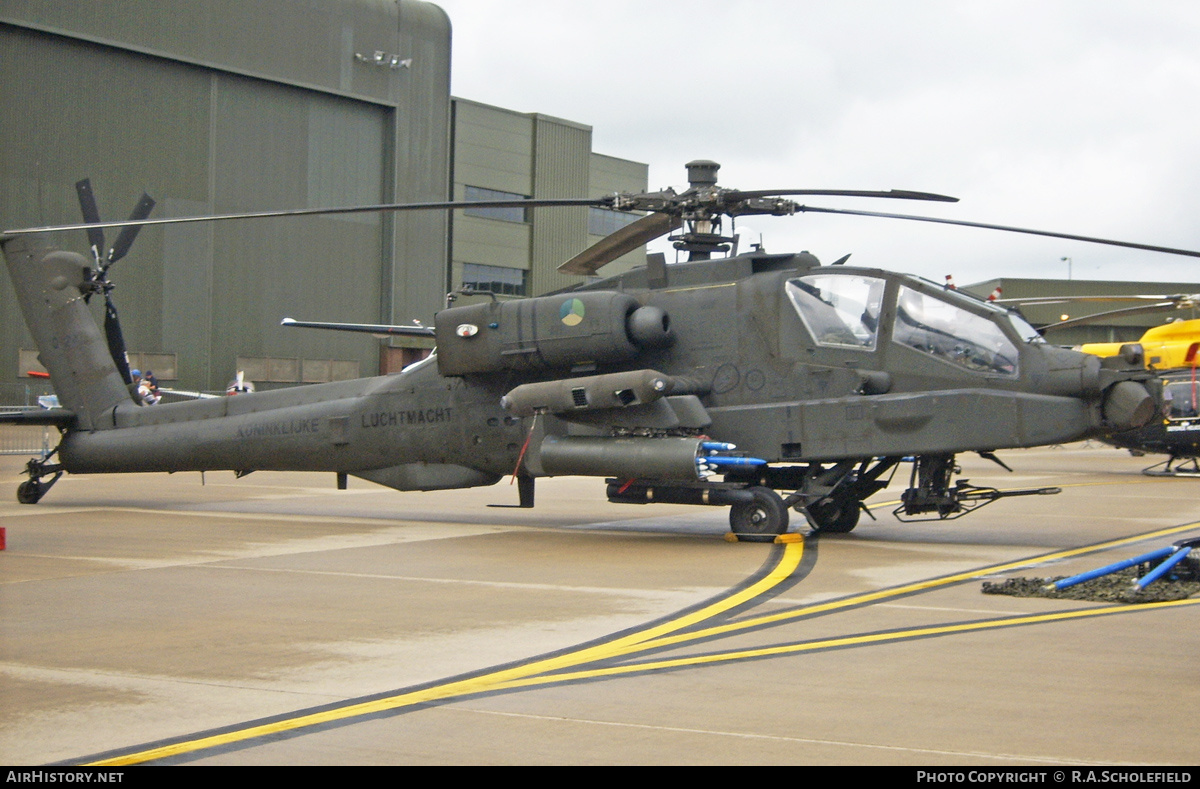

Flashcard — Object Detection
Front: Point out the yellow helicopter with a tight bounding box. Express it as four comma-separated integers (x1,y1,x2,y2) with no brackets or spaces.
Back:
1080,318,1200,476
1080,318,1200,370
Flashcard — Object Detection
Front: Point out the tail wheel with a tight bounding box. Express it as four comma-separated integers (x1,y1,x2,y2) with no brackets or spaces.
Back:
729,487,788,541
17,480,44,505
806,498,861,533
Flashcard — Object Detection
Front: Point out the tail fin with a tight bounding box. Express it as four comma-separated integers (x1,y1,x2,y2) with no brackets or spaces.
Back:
3,234,133,429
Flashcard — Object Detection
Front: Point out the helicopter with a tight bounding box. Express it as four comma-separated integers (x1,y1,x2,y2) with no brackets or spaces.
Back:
1071,318,1200,477
995,291,1200,477
1000,290,1200,366
1079,318,1200,368
1097,364,1200,476
1,160,1190,539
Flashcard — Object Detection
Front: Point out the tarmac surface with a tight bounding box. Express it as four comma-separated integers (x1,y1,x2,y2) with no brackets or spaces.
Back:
1,444,1198,766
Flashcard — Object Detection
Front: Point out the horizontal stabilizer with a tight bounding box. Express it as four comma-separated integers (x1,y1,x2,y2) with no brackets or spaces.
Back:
0,408,77,426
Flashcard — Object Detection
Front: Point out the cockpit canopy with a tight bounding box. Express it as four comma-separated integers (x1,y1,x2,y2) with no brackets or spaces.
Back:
785,274,885,351
786,271,1040,377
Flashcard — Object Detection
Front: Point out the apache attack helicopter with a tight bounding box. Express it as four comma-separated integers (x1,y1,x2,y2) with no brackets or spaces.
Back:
2,160,1192,539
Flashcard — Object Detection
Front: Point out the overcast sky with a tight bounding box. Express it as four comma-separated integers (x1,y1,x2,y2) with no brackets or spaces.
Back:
433,0,1200,286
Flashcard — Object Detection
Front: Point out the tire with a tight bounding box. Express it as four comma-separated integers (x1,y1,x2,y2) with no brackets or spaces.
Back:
16,480,43,505
806,498,861,533
729,487,788,541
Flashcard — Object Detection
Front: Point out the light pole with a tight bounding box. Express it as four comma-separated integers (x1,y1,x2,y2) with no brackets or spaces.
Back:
1061,256,1072,280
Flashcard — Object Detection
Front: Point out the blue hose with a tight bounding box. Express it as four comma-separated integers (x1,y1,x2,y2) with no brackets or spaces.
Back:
1134,546,1193,591
1050,545,1176,591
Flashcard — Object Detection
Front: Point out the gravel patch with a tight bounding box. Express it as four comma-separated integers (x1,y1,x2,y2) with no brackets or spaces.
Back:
982,556,1200,604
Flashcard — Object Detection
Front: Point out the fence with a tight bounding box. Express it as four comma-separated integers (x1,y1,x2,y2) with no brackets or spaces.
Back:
0,424,51,456
0,382,55,456
0,381,53,407
1,381,238,456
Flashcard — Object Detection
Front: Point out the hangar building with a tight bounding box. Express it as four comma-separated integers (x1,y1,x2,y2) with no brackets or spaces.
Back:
3,1,1195,405
0,0,647,398
964,278,1200,349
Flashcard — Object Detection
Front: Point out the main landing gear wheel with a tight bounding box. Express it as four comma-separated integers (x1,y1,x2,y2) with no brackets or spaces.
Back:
805,498,861,534
729,486,788,542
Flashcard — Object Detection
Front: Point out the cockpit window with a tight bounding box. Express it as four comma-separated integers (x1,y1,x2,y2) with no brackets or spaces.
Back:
894,286,1019,376
1007,312,1045,343
786,274,887,351
1165,380,1199,420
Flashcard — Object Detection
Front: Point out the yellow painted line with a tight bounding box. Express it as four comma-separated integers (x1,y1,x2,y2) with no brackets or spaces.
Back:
88,539,806,766
1054,479,1164,488
485,597,1200,688
87,515,1200,767
630,520,1200,651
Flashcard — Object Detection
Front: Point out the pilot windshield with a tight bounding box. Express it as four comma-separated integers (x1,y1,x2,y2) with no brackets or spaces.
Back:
1165,379,1199,419
786,274,887,351
893,286,1019,376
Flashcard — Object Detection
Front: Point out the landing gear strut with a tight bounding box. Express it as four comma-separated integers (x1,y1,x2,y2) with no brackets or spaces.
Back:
1142,455,1200,477
718,457,898,536
805,496,862,533
17,452,63,504
787,458,898,534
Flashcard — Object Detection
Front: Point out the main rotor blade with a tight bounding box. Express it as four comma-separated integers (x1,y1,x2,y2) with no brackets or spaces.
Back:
1040,301,1193,334
280,317,434,338
5,197,607,236
797,206,1200,259
107,193,156,266
558,212,683,276
74,179,105,264
726,188,958,203
997,294,1196,307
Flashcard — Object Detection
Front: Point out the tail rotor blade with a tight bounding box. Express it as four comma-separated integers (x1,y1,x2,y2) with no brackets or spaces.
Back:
74,178,106,265
107,193,156,266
